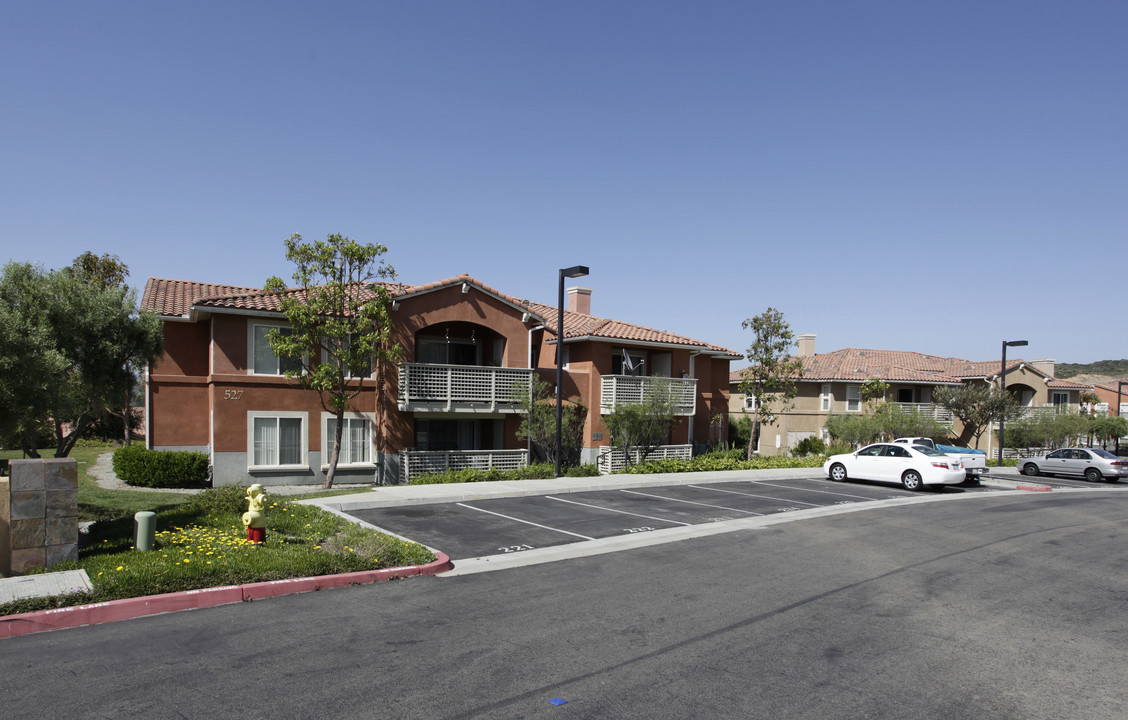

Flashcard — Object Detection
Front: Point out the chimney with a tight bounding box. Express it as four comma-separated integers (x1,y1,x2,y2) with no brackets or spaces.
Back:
567,286,592,315
1031,358,1056,377
796,333,816,357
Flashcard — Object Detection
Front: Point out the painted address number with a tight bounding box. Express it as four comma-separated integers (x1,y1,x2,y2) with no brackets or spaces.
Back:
223,390,244,400
623,527,655,534
499,544,535,553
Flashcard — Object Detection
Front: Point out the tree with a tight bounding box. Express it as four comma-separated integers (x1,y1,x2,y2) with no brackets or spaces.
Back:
824,412,882,448
1091,416,1128,449
602,379,677,468
515,377,587,469
933,384,1023,448
739,307,804,459
0,257,163,457
264,233,402,488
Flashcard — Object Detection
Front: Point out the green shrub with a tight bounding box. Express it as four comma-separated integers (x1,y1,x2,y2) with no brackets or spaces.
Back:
792,436,827,457
407,461,599,485
112,446,210,489
187,486,250,515
623,453,825,474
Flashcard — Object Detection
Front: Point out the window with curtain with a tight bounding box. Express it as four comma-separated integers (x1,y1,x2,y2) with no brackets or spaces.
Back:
252,325,303,375
326,417,372,465
252,416,304,467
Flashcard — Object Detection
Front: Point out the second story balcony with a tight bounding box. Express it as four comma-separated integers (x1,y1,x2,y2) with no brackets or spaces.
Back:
398,363,532,413
600,375,697,416
889,402,954,426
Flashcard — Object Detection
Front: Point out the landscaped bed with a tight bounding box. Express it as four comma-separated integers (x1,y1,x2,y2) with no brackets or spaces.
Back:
0,485,434,618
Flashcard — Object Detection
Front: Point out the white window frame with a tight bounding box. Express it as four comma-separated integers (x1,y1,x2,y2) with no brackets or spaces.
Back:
321,412,375,469
743,394,758,411
820,384,832,412
247,411,308,470
1051,391,1069,407
321,334,373,379
846,384,861,412
249,321,304,376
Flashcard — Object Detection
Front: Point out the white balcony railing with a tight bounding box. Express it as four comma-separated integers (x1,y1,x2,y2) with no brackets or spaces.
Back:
400,449,529,483
1017,404,1075,418
600,375,697,416
398,363,533,413
596,444,692,475
889,402,954,425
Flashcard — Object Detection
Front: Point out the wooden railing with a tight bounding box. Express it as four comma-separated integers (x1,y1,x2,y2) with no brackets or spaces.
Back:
889,402,954,425
600,376,696,416
399,449,529,482
398,363,532,413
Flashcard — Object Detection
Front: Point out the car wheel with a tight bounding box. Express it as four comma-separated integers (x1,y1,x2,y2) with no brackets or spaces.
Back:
901,470,924,491
1085,468,1103,483
1022,464,1040,477
829,463,847,482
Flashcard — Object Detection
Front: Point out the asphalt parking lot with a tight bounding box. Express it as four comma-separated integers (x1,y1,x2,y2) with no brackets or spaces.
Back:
345,475,997,561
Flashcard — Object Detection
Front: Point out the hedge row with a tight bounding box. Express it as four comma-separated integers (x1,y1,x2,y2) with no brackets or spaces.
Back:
408,462,600,485
111,446,210,488
623,454,827,474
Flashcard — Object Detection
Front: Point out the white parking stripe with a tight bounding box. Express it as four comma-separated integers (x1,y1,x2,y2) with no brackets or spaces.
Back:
686,484,821,506
456,503,595,540
741,480,894,501
619,489,763,515
545,495,693,526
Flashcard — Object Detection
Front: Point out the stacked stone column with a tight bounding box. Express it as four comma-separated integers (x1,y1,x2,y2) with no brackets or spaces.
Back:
1,458,79,576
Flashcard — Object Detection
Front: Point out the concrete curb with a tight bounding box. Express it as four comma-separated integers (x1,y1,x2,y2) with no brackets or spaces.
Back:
979,475,1053,492
0,552,452,640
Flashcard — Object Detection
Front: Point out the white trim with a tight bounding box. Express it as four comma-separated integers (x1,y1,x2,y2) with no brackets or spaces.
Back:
820,384,832,412
247,411,309,470
320,411,376,469
845,384,861,412
248,320,302,376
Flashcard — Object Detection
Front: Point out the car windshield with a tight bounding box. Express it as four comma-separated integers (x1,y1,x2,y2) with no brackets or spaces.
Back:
1092,448,1119,459
913,446,946,457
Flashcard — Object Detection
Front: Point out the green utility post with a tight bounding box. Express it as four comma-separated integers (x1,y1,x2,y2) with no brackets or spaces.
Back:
134,511,156,551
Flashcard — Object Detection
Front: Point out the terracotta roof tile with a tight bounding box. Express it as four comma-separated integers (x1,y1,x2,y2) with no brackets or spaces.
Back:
141,274,739,356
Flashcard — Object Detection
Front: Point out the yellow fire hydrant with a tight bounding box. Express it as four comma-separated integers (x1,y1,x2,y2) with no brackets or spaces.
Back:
242,483,267,543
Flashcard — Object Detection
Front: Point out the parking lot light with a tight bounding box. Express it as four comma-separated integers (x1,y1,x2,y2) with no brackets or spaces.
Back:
556,265,589,477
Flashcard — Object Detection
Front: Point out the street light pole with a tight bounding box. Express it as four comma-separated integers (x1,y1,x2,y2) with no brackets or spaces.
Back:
997,339,1029,466
556,265,589,477
1118,380,1126,455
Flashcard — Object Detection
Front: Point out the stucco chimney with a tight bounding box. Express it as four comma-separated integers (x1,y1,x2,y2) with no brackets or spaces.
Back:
1031,358,1056,377
567,286,592,315
796,333,816,357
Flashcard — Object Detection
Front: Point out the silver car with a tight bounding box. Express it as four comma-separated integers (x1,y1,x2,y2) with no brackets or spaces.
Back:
1018,448,1128,483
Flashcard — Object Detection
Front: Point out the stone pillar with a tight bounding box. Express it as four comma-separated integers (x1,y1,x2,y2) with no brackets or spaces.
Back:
3,458,79,576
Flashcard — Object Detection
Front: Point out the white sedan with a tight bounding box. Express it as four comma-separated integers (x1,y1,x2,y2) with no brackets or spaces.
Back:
824,443,966,491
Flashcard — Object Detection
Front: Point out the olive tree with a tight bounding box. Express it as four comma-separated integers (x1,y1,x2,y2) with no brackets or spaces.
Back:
603,380,677,468
516,377,588,469
265,233,401,488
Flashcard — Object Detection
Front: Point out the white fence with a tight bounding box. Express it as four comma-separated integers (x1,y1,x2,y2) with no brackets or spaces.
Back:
600,376,696,416
400,449,529,483
596,444,693,475
398,363,532,413
889,402,954,424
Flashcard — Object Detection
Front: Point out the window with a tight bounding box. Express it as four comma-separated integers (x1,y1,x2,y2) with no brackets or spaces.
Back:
323,334,372,379
251,324,303,376
248,412,307,469
324,414,372,466
1051,392,1069,408
744,394,758,411
846,385,861,412
820,384,832,411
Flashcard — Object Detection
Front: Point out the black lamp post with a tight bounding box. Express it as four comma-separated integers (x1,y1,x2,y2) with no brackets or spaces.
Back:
556,265,589,477
997,339,1028,465
1117,380,1127,455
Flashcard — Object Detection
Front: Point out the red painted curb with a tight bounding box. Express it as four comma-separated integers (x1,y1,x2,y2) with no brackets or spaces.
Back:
1016,484,1052,492
0,552,451,639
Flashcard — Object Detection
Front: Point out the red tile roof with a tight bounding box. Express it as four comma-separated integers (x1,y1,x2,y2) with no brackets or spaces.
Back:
141,274,740,357
729,347,1094,390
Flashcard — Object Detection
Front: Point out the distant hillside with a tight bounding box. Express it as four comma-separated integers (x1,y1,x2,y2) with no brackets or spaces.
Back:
1055,359,1128,379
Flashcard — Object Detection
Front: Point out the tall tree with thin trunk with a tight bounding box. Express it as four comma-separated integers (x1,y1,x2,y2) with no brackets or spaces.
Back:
265,233,401,488
739,307,804,459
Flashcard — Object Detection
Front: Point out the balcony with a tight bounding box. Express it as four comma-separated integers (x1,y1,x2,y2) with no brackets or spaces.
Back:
889,402,954,426
600,375,697,416
400,449,529,483
596,444,692,474
397,363,533,413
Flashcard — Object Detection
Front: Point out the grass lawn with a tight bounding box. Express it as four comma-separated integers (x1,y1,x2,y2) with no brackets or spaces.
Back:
1,444,434,618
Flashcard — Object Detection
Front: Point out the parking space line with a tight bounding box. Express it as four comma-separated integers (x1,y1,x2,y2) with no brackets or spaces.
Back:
687,485,821,506
455,503,596,540
739,480,895,501
545,495,694,526
619,489,763,515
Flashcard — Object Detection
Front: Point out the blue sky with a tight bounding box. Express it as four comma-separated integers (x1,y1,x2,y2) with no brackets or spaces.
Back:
3,1,1125,366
